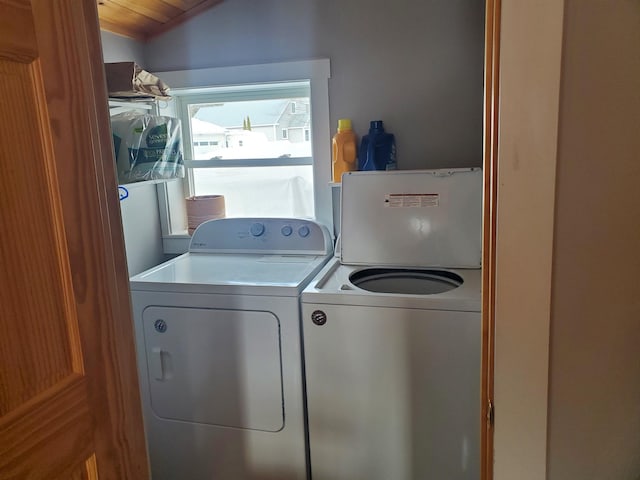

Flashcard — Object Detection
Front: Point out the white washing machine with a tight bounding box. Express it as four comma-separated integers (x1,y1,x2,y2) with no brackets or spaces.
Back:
129,217,333,480
301,169,483,480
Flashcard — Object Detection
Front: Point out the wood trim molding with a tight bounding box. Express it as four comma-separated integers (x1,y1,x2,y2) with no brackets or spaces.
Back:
481,0,501,478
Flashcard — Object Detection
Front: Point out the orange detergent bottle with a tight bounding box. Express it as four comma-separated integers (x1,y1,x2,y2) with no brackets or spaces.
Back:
332,119,357,183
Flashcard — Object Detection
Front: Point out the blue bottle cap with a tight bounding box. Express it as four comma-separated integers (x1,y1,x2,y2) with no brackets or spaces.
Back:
370,120,384,131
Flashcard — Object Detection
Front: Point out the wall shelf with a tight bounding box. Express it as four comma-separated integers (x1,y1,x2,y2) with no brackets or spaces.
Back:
119,177,181,189
109,98,158,116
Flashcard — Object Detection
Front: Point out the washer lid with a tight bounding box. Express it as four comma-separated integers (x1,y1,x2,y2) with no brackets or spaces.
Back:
340,169,482,268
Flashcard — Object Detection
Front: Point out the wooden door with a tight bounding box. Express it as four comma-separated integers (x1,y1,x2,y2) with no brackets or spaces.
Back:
0,1,149,478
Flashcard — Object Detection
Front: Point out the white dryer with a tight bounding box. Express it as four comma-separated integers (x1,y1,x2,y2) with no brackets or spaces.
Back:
129,217,333,480
301,169,483,480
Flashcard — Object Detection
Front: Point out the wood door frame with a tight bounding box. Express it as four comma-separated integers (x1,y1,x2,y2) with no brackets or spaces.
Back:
481,0,500,478
483,1,566,478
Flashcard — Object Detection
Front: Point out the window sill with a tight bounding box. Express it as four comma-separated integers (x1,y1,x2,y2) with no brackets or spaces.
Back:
119,178,182,189
162,233,191,255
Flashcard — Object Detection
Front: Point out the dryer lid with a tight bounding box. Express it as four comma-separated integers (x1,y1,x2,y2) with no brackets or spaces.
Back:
340,168,482,268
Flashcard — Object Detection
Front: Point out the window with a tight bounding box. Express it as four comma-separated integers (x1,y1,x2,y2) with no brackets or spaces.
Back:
155,60,332,251
175,82,313,218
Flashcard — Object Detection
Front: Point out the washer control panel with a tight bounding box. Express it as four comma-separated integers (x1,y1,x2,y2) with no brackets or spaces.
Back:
190,218,333,255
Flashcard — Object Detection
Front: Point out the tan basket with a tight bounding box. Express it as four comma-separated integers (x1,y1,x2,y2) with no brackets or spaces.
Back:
186,195,226,235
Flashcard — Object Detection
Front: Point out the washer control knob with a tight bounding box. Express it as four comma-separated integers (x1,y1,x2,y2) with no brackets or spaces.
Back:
281,225,293,237
298,225,310,238
250,222,265,237
311,310,327,326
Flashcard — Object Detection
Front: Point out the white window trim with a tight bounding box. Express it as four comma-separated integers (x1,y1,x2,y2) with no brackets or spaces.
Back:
153,59,332,254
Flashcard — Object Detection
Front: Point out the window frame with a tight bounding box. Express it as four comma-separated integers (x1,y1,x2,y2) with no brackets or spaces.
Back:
177,81,311,168
153,59,332,253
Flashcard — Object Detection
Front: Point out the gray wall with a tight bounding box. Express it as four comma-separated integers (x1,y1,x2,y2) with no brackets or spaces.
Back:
101,31,166,276
101,30,146,65
144,0,485,169
548,1,640,478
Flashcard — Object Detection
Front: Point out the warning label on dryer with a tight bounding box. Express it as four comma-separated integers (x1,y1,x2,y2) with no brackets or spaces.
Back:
384,193,440,207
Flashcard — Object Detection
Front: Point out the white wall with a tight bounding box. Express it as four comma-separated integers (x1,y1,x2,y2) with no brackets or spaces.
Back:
495,1,640,478
547,1,640,478
100,31,167,276
116,183,166,276
493,1,564,478
143,0,485,170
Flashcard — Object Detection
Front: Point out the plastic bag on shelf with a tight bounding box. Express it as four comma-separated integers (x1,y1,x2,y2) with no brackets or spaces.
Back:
105,62,171,99
111,111,184,184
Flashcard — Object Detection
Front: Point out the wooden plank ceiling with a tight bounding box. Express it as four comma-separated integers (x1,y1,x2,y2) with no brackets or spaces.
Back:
97,0,223,42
